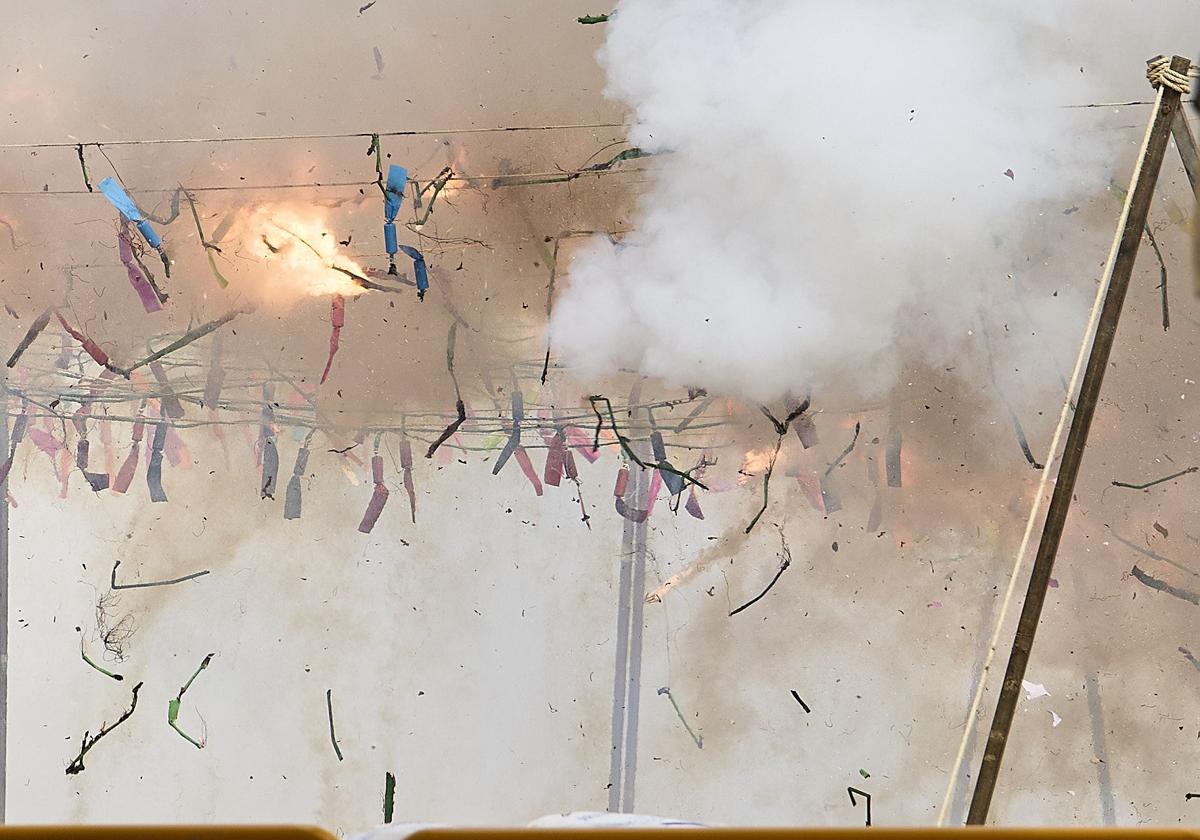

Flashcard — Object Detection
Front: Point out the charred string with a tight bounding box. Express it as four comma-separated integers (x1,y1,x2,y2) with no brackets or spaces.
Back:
80,642,124,682
65,681,143,775
656,687,703,749
588,395,706,490
1111,465,1198,489
169,653,214,749
729,530,792,617
824,421,861,476
326,688,344,761
744,435,782,535
111,560,210,590
426,321,468,459
847,787,872,826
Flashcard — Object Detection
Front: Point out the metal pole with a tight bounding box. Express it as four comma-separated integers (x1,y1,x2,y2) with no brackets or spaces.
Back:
966,54,1192,825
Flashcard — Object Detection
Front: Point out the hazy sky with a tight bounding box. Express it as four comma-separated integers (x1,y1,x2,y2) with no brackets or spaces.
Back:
0,1,1199,832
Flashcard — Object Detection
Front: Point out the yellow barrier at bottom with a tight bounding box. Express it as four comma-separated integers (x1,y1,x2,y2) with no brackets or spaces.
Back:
0,829,335,840
414,832,1200,840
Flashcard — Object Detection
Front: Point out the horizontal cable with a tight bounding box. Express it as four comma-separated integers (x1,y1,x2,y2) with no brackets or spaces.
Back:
0,121,627,151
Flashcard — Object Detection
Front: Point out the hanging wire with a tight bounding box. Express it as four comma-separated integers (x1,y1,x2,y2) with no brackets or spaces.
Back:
0,121,627,151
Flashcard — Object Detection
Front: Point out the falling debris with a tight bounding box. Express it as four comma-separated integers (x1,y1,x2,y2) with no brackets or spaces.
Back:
326,688,344,761
111,560,210,590
729,530,791,617
65,681,143,775
1021,680,1050,700
1111,465,1198,490
1050,710,1063,728
789,690,811,713
656,687,703,749
6,308,53,368
168,653,214,749
824,422,861,476
847,787,872,827
80,642,123,682
383,772,396,823
743,436,781,534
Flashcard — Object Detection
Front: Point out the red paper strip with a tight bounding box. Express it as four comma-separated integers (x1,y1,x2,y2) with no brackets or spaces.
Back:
614,465,630,498
644,469,663,516
56,314,109,367
565,425,601,463
400,437,416,523
513,447,543,496
119,223,164,313
320,294,345,384
543,432,564,487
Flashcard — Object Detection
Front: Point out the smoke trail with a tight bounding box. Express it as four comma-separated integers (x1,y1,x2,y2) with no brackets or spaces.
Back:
549,0,1199,404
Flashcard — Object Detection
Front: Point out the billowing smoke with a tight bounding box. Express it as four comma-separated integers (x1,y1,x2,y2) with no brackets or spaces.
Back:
549,0,1199,404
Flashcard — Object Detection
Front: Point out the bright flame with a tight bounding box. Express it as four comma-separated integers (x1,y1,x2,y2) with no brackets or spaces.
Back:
239,205,368,299
740,447,777,475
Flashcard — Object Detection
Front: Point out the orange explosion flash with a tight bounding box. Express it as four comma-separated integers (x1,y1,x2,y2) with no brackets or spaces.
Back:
738,446,782,486
239,205,368,300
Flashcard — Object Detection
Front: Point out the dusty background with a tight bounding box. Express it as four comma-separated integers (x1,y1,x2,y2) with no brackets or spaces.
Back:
0,0,1198,833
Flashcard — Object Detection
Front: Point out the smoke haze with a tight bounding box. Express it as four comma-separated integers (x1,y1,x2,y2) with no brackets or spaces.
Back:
550,0,1200,404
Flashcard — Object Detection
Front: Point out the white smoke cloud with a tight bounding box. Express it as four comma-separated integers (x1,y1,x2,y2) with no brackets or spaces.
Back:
549,0,1199,404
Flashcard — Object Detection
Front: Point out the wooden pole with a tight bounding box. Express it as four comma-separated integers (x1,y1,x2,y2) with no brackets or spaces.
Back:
965,54,1193,825
1177,107,1200,295
1171,110,1198,196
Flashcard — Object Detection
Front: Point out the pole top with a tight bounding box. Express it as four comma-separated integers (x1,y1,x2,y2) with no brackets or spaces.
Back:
1146,55,1194,94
